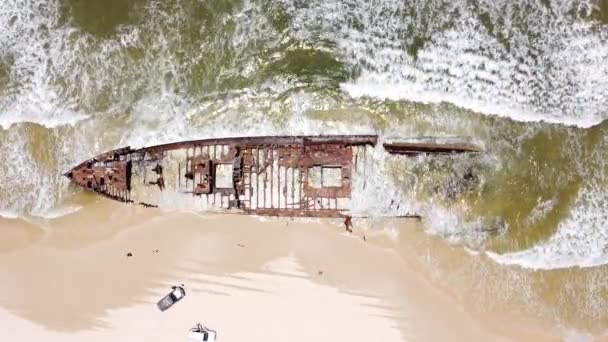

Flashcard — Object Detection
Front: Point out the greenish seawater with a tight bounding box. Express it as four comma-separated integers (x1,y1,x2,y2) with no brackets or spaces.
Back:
1,0,608,336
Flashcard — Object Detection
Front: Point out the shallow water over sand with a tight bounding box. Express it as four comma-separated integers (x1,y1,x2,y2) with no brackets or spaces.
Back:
0,208,565,341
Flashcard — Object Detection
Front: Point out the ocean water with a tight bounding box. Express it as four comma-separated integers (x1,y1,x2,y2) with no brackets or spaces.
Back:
1,0,607,336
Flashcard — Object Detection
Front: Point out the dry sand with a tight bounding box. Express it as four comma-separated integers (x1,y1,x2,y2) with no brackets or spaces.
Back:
0,201,564,341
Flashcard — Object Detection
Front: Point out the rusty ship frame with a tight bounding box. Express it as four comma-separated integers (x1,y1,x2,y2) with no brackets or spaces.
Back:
65,135,480,218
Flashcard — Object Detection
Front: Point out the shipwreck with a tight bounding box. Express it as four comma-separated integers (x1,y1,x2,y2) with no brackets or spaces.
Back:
65,135,480,218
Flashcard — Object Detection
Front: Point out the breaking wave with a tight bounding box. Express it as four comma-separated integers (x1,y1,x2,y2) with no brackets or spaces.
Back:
484,129,608,270
0,210,19,220
0,0,89,129
487,183,608,270
31,205,82,220
282,0,608,128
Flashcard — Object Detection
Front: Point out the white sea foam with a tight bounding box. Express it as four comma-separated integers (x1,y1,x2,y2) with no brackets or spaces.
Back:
281,0,608,128
0,89,90,129
349,141,417,218
0,210,19,220
424,207,489,247
0,130,69,220
463,247,480,256
31,205,82,220
122,81,376,149
0,0,195,129
486,135,608,270
526,197,558,226
562,329,593,342
0,0,91,129
487,187,608,270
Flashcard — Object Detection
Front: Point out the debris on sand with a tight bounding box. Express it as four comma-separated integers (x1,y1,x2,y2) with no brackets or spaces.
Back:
189,323,217,341
344,216,353,233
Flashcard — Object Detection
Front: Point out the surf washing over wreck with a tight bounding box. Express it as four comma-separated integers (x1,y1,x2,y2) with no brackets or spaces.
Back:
3,0,608,338
64,135,480,218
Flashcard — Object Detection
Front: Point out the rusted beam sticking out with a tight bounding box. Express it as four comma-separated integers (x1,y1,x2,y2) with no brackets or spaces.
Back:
244,208,345,218
383,141,482,155
133,135,378,155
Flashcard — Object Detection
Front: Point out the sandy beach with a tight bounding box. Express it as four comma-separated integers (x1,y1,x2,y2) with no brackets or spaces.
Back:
0,200,569,342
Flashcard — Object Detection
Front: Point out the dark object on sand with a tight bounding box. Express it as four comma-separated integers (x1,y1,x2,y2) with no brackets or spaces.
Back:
126,252,133,257
157,285,186,311
344,216,353,233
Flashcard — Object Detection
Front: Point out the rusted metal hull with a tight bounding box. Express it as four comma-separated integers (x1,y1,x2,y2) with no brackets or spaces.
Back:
383,142,481,155
65,135,480,218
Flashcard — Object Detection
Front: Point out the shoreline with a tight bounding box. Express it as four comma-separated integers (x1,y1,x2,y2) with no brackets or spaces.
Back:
0,203,579,341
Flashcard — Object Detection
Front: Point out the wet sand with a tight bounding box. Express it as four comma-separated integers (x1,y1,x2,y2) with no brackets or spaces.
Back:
0,202,564,341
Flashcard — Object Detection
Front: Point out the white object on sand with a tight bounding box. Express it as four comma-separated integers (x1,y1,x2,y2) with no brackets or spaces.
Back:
188,323,217,341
